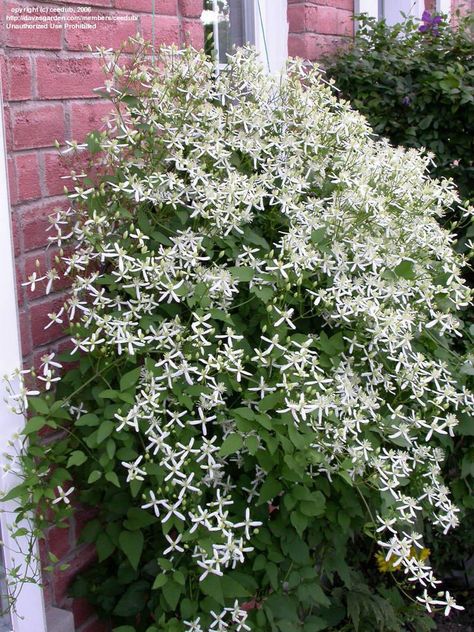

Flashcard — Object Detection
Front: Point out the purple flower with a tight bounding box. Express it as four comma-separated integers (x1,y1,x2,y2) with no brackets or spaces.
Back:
419,11,442,35
402,96,411,106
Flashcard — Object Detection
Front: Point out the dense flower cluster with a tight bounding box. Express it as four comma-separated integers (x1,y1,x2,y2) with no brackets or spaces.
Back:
8,40,474,627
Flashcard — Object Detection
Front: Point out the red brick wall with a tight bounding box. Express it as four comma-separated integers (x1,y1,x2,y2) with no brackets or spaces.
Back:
451,0,474,13
1,1,203,630
288,0,354,60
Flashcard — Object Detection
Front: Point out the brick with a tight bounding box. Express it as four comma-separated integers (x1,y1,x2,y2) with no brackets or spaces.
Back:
288,32,344,60
36,57,103,100
11,104,65,151
5,2,62,50
73,598,96,629
11,212,21,257
310,6,338,35
5,55,33,101
139,14,180,46
288,4,306,33
3,106,12,152
79,619,110,632
288,0,353,8
179,0,203,18
30,295,67,347
7,156,18,205
43,150,79,197
64,12,139,52
41,578,53,608
21,200,66,252
52,544,96,605
47,246,74,293
19,310,32,357
70,101,112,141
181,18,204,48
289,5,353,36
47,524,72,561
115,0,177,13
16,263,24,308
60,0,112,5
73,507,99,543
337,10,353,37
15,152,41,202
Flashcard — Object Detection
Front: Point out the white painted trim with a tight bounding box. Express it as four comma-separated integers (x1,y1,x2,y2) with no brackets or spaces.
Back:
356,0,426,22
355,0,380,18
254,0,288,74
0,77,48,632
382,0,425,24
437,0,451,15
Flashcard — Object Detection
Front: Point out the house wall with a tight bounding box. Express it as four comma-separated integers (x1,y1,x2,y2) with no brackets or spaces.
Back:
287,0,354,60
0,3,203,630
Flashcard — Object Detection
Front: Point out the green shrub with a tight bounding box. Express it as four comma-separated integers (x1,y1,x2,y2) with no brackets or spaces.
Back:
325,11,474,600
324,11,474,247
3,40,474,631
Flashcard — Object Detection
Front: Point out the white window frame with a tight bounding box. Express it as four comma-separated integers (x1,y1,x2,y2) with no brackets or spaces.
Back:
213,0,288,74
253,0,288,74
0,75,74,632
437,0,451,15
0,75,48,632
355,0,425,21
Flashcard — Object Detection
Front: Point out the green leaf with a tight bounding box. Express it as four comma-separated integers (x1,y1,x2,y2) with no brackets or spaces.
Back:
246,435,259,455
201,574,225,606
258,391,283,412
76,413,100,427
229,266,254,282
105,472,121,487
232,407,256,421
250,285,274,303
394,260,415,280
347,591,361,631
113,580,148,617
311,228,327,245
120,367,141,391
258,478,282,504
219,433,243,457
119,530,144,570
67,450,88,468
86,131,102,154
457,415,474,436
299,492,326,517
152,574,168,589
97,420,115,444
88,470,102,484
29,397,49,415
221,575,251,598
1,483,26,503
163,580,182,610
290,511,309,537
23,416,47,435
124,508,157,530
96,532,115,562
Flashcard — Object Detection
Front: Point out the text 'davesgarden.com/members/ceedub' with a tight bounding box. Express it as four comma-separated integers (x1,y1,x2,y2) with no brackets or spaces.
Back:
6,4,137,30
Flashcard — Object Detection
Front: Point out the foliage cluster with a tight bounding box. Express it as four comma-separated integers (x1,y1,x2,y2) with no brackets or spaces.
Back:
325,10,474,597
2,40,474,632
324,12,474,246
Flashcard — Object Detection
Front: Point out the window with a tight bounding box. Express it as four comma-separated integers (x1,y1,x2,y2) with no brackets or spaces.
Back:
204,0,288,73
356,0,426,25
